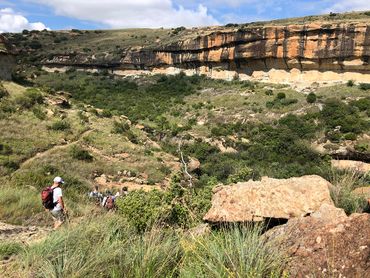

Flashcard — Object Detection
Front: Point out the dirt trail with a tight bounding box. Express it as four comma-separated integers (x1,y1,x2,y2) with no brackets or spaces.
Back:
16,129,93,170
0,221,50,244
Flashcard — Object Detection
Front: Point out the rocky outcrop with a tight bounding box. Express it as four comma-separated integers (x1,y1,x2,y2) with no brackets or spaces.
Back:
331,159,370,173
203,175,333,223
0,35,15,80
42,22,370,84
264,204,370,277
353,186,370,199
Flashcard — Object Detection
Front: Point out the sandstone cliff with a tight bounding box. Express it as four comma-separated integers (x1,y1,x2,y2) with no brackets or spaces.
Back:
6,13,370,85
42,22,370,84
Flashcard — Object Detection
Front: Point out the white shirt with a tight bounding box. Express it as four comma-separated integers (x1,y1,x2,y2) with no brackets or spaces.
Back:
52,187,63,211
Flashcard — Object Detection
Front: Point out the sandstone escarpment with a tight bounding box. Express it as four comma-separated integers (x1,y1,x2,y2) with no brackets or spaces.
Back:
41,22,370,84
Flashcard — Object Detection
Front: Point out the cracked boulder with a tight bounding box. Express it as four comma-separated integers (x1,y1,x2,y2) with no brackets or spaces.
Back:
264,204,370,277
203,175,333,223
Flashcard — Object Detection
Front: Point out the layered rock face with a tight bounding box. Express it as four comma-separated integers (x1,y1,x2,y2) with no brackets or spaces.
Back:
203,175,333,223
44,23,370,84
0,35,15,80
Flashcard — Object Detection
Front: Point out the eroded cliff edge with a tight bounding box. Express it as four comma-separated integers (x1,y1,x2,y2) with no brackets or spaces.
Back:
6,15,370,86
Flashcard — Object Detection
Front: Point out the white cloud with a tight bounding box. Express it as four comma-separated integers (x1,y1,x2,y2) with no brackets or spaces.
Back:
0,8,49,33
31,0,219,28
324,0,370,13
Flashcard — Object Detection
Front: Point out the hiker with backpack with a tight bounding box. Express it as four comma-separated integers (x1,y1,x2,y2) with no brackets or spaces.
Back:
88,185,103,206
41,176,67,229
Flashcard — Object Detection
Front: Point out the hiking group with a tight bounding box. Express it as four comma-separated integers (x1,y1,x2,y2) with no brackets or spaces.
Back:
42,177,128,229
88,185,128,210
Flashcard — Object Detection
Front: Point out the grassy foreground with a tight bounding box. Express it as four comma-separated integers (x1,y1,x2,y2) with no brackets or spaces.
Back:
5,215,286,278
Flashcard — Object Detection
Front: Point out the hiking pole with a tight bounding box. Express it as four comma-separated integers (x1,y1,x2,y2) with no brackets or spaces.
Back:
64,210,71,225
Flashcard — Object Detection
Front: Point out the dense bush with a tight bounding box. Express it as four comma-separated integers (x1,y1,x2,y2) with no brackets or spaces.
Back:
70,145,93,161
48,120,70,131
112,121,130,134
306,92,317,103
359,83,370,90
14,89,44,109
117,189,166,232
0,143,12,155
346,80,354,87
0,84,8,99
321,99,368,135
35,72,200,123
266,92,298,108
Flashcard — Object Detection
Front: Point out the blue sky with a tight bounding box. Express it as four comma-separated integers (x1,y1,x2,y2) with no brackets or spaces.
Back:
0,0,369,32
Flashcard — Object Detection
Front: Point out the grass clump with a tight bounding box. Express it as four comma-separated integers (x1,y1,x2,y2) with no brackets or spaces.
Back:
22,215,182,278
20,215,286,278
0,241,23,260
328,170,368,214
181,225,286,278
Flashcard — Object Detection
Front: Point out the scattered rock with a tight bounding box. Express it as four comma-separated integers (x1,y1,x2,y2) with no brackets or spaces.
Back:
188,157,200,172
331,160,370,173
264,205,370,277
352,186,370,200
187,223,211,237
203,175,333,223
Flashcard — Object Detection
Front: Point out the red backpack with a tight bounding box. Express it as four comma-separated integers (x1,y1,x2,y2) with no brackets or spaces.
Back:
105,196,115,210
41,187,55,210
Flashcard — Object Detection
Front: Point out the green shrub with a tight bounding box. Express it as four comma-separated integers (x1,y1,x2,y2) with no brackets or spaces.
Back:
2,160,19,171
116,190,165,232
32,106,47,120
100,109,112,118
343,133,357,140
306,92,317,103
0,241,23,260
226,166,257,184
14,89,44,109
359,83,370,90
276,92,286,99
351,97,370,112
112,121,130,134
321,99,367,134
354,143,369,152
264,89,273,96
28,40,42,49
48,120,70,131
0,84,8,99
346,80,354,87
70,145,93,161
0,143,12,155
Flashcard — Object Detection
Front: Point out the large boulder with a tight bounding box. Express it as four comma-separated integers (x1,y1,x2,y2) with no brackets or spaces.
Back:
264,204,370,277
203,175,333,223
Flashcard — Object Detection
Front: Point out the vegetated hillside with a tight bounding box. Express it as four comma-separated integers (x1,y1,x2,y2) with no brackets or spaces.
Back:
3,11,370,86
1,12,370,277
0,69,369,276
